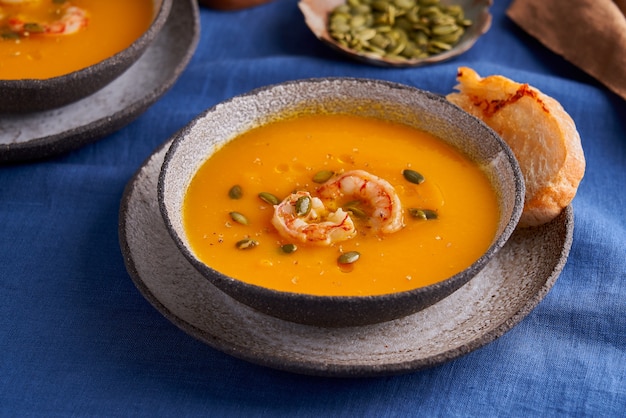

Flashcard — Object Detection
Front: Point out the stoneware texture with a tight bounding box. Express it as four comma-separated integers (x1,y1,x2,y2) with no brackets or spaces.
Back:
0,0,199,163
0,0,172,114
299,0,492,67
158,78,525,328
119,139,573,377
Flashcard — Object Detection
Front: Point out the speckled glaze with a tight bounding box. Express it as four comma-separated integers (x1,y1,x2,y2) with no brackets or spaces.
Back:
158,78,525,328
0,0,172,113
120,139,572,377
298,0,492,67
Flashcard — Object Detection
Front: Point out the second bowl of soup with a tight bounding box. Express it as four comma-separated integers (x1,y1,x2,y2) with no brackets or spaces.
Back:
0,0,172,113
159,78,524,327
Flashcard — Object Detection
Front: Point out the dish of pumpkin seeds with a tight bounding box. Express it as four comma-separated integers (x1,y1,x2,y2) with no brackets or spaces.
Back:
299,0,492,67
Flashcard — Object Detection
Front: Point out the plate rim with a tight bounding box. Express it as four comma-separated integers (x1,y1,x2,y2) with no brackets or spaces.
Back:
119,139,574,378
0,0,200,163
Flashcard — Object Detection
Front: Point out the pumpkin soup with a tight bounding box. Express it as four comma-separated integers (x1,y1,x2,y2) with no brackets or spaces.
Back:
183,114,501,297
0,0,154,79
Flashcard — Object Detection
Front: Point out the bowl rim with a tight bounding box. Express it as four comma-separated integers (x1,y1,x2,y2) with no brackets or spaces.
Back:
158,77,524,324
0,0,173,87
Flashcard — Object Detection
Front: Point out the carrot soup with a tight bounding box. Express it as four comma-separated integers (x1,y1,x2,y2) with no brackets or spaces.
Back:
183,113,501,297
0,0,154,79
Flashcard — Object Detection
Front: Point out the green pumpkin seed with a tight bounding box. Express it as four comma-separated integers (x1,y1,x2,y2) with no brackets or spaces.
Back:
429,40,453,50
23,23,45,33
228,185,243,199
432,24,458,36
258,191,280,205
434,27,464,44
402,168,425,184
313,170,335,183
343,201,367,218
280,243,298,254
235,238,259,250
229,211,249,225
1,32,20,40
408,208,438,220
295,195,312,216
338,251,361,264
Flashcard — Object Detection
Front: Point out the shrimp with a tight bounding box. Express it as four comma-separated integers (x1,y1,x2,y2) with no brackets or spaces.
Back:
316,169,404,234
271,191,357,246
3,3,88,36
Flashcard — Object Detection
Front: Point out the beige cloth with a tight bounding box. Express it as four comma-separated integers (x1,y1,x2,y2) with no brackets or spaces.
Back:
507,0,626,100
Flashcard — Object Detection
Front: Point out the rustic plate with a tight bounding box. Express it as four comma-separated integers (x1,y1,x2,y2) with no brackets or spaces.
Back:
0,0,199,163
119,139,574,378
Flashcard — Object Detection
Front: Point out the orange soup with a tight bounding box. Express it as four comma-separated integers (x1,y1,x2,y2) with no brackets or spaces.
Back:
183,114,501,297
0,0,154,79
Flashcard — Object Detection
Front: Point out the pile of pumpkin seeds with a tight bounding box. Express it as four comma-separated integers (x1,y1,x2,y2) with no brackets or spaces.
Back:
327,0,472,61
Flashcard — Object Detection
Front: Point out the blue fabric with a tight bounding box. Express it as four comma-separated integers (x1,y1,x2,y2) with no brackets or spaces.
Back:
1,0,625,416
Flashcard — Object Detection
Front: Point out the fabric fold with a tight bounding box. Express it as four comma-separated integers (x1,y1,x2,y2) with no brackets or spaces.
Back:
507,0,626,100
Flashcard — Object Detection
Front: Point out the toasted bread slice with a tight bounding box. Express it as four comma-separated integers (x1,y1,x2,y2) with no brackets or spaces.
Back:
446,67,585,227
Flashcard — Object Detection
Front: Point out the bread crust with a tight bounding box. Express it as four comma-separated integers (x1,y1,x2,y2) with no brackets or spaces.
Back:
446,67,585,227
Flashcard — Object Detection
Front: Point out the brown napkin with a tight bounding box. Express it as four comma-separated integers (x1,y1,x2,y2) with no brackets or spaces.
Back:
507,0,626,100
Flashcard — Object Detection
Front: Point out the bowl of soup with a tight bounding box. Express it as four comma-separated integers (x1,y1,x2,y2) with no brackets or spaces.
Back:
0,0,172,113
158,78,524,327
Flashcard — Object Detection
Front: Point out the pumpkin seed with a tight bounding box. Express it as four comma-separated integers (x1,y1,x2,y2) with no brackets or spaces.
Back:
338,251,361,264
432,24,458,36
229,211,249,225
343,201,367,218
295,195,312,216
280,243,298,254
228,185,243,199
1,32,20,40
408,208,438,220
258,191,280,205
429,40,453,50
313,170,335,183
23,23,45,33
402,168,425,184
235,238,259,250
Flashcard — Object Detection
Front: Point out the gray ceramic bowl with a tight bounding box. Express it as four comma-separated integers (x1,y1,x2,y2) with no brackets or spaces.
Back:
158,78,524,328
0,0,172,113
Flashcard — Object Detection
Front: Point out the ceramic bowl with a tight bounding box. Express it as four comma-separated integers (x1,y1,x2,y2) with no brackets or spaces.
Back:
158,78,524,328
0,0,172,113
299,0,492,67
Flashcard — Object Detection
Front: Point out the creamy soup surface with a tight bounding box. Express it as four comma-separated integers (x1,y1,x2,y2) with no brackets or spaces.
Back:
0,0,153,79
183,114,501,297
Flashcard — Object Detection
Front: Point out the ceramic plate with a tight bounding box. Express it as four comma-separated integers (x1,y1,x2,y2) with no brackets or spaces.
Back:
119,140,574,378
0,0,200,163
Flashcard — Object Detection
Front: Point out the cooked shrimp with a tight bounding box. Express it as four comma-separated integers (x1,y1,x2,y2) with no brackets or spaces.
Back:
316,169,404,234
271,191,357,246
4,3,88,36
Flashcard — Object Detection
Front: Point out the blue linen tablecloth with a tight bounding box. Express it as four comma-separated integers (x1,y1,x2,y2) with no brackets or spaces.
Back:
1,0,624,416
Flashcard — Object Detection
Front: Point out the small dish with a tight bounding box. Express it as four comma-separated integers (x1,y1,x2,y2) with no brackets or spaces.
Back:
158,78,524,327
119,139,573,377
298,0,492,67
0,0,172,113
0,0,199,163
